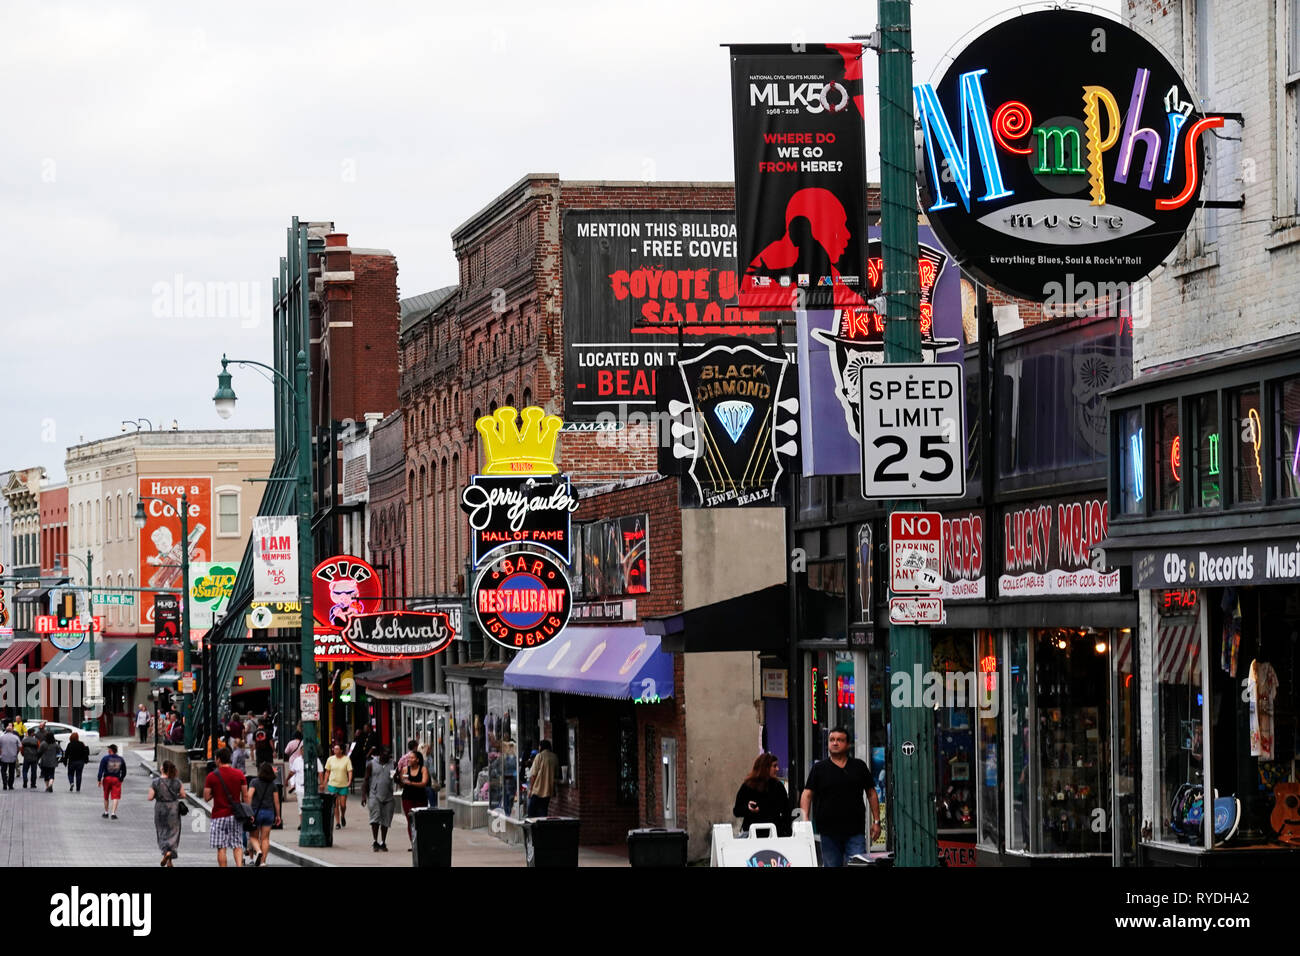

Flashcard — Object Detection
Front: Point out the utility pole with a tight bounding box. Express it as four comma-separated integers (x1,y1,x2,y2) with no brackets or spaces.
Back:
877,0,938,866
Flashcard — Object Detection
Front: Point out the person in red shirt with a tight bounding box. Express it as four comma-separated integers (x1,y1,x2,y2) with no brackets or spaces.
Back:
203,747,249,867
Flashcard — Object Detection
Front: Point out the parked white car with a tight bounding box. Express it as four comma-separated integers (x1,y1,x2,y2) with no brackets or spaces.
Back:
33,722,102,754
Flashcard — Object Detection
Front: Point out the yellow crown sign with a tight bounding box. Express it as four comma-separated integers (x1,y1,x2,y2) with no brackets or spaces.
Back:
476,406,563,475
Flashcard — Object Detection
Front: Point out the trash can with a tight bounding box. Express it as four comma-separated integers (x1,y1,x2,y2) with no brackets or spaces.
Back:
318,793,336,847
411,807,455,867
523,817,580,867
627,828,688,867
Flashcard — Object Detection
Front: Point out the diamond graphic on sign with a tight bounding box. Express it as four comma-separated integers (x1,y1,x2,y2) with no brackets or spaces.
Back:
713,401,754,443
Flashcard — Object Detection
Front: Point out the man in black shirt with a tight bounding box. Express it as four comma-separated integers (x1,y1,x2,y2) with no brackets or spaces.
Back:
799,726,881,867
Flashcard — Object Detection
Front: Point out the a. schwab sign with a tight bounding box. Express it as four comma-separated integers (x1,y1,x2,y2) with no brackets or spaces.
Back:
1134,540,1300,590
999,494,1118,597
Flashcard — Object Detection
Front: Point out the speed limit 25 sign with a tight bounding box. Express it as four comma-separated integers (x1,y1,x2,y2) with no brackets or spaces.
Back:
858,363,965,500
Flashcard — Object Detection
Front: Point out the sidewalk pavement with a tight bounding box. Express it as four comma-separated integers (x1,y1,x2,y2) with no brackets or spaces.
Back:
129,743,629,868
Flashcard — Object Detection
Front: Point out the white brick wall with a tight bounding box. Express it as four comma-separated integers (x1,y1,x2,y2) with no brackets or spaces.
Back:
1128,0,1300,370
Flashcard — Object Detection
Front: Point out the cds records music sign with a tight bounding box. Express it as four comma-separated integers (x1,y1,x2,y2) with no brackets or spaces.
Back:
914,9,1229,301
659,337,800,507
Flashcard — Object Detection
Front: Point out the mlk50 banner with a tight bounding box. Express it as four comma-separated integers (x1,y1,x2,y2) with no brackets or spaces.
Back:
729,44,868,311
138,478,210,628
252,515,298,603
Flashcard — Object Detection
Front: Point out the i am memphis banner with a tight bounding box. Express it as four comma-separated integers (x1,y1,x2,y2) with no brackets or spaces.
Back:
728,44,868,311
797,225,965,475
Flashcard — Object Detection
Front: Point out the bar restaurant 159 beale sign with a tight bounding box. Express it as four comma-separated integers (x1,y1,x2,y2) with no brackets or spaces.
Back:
473,551,572,650
999,494,1119,596
914,9,1227,301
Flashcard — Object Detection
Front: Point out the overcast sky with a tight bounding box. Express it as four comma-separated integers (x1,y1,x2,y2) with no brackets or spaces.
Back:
1,1,1118,483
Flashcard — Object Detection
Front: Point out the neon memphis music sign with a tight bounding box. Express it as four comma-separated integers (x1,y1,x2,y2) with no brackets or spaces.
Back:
914,10,1228,301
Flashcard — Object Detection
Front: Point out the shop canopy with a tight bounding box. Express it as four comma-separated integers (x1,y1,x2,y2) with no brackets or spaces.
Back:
0,639,41,672
503,626,674,700
12,587,51,603
40,640,137,683
355,664,413,696
643,583,788,653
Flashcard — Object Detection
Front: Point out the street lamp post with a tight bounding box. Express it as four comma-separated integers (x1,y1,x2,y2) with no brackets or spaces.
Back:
215,351,325,847
135,493,193,748
56,550,97,731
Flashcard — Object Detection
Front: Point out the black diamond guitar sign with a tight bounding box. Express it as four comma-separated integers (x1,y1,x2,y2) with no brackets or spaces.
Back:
659,337,799,508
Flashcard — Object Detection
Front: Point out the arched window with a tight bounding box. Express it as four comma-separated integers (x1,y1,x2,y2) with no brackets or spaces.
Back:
127,493,134,539
451,452,460,590
506,393,515,409
104,496,113,542
94,500,100,545
418,466,428,594
116,493,123,540
523,387,532,408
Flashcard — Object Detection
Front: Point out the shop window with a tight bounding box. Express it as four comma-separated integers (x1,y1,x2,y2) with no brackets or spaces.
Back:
449,682,472,800
484,689,519,816
617,716,638,805
1190,393,1222,510
1231,387,1264,504
578,515,649,598
1150,400,1181,513
798,476,826,521
1273,377,1300,499
976,631,1001,852
1152,598,1203,844
933,635,976,837
1006,629,1112,855
1114,408,1144,515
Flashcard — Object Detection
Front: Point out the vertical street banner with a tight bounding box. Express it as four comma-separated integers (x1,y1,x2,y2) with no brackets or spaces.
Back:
796,225,964,475
252,515,298,603
728,44,868,311
138,477,211,629
658,336,800,507
189,561,240,628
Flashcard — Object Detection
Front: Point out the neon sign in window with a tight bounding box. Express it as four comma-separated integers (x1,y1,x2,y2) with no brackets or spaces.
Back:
1130,428,1145,502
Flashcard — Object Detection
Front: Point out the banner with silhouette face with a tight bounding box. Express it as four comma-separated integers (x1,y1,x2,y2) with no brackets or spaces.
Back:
729,44,868,312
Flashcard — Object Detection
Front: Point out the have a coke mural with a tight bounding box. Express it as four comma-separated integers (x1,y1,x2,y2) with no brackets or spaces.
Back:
138,478,210,629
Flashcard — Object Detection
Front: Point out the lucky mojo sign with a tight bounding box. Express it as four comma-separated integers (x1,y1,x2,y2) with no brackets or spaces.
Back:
999,494,1118,597
915,9,1227,301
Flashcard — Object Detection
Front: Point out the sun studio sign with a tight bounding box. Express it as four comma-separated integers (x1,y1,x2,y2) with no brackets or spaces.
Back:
913,9,1227,301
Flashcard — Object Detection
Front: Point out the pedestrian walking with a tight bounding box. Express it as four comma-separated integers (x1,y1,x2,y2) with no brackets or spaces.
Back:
284,730,303,765
247,761,280,867
348,728,369,792
323,742,353,829
147,760,186,867
397,745,429,848
97,743,128,818
13,716,27,738
420,743,442,808
39,735,62,787
20,727,40,789
136,704,151,744
253,725,274,766
0,723,19,790
362,747,396,851
203,747,248,867
525,739,559,817
733,752,792,837
799,726,881,867
230,736,248,777
63,732,90,792
285,743,321,800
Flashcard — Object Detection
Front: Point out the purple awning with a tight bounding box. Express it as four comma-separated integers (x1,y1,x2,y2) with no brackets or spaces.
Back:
503,627,673,701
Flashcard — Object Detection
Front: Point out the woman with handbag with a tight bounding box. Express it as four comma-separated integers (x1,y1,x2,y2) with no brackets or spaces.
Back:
247,761,281,867
147,760,187,867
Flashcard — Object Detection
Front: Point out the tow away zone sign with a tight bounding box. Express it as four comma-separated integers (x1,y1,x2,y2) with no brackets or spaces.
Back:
889,596,943,625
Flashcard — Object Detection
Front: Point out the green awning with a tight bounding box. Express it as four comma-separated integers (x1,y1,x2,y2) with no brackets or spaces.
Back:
40,640,137,683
